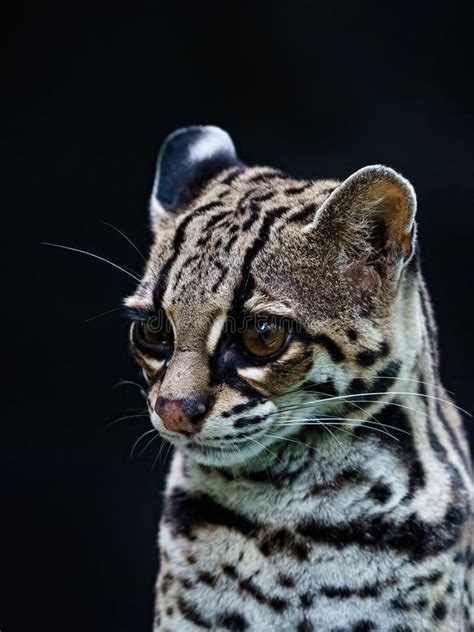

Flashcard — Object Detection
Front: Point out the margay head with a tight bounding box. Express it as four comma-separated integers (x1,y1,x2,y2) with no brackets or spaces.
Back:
126,125,418,467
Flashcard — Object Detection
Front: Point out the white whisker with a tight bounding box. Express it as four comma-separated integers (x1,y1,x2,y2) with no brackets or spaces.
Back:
115,380,147,399
277,419,400,441
262,432,319,452
99,219,147,263
153,441,173,471
115,379,144,389
273,391,470,416
107,413,149,428
130,428,156,459
242,434,285,467
377,374,454,394
279,416,408,435
42,242,141,282
85,306,125,322
139,432,161,457
319,423,344,449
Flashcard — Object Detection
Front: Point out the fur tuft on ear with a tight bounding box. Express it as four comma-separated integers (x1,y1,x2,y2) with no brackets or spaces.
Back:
150,126,240,229
310,165,417,274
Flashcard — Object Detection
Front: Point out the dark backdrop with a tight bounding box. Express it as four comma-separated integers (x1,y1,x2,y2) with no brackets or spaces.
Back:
4,2,473,631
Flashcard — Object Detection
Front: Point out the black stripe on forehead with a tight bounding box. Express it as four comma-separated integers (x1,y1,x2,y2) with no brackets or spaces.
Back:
284,182,314,195
246,169,293,183
286,202,318,224
237,189,255,214
153,203,232,306
230,205,291,317
241,191,276,232
191,201,224,214
196,209,233,247
171,253,201,291
211,260,228,294
153,212,198,307
218,165,246,185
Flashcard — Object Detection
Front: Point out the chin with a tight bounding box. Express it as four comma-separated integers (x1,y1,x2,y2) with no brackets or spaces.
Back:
176,435,273,467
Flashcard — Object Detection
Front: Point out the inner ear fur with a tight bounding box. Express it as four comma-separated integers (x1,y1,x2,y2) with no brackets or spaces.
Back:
312,165,417,269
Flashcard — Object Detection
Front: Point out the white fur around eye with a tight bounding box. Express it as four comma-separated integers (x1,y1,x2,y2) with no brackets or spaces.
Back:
206,313,227,355
237,367,267,382
144,357,165,372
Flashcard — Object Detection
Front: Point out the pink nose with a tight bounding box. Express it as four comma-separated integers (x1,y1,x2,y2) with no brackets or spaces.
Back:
154,395,213,435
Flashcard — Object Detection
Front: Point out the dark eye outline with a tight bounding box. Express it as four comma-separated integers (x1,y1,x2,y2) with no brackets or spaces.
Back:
130,313,174,359
238,315,291,362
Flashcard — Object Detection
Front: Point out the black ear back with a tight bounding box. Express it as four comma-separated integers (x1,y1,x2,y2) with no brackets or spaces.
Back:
151,126,240,215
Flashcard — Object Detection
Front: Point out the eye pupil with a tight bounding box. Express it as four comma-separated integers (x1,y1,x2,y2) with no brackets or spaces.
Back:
259,327,272,344
241,318,288,358
132,317,172,356
142,322,160,342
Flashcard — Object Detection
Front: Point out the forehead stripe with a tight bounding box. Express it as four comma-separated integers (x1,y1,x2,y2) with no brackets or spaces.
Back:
286,202,318,224
154,213,196,304
230,205,291,314
211,262,229,294
195,209,232,247
284,182,314,195
237,189,255,213
155,204,229,304
191,201,223,214
223,233,239,254
171,253,201,291
247,169,293,183
219,165,245,185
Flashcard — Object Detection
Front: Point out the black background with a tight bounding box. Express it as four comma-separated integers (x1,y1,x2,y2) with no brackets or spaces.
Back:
4,2,473,631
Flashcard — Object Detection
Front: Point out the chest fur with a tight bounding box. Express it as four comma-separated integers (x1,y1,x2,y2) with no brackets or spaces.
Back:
154,435,472,631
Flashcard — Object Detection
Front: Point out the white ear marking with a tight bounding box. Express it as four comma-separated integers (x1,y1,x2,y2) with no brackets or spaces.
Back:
187,127,234,163
148,125,238,232
144,357,166,372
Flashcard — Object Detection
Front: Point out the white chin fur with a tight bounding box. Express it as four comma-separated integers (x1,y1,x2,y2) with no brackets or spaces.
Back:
180,438,271,467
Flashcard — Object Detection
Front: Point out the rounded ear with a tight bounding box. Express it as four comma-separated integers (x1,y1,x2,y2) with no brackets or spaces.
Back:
150,125,240,228
310,165,417,272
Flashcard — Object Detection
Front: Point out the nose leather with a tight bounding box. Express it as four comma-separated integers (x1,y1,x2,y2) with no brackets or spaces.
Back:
154,395,211,434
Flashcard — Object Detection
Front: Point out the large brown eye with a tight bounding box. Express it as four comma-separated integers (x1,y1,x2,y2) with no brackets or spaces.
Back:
132,317,172,358
241,319,288,358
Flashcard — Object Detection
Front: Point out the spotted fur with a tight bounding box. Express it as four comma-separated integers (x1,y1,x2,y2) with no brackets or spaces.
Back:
127,127,473,631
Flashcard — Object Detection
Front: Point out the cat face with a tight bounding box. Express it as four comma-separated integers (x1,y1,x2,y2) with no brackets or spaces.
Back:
126,126,417,466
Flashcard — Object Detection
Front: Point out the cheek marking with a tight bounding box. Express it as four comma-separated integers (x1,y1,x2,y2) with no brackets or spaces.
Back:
237,367,267,383
206,313,227,355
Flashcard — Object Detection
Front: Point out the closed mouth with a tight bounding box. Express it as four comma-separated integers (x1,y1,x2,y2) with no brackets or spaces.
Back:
186,440,238,454
185,434,262,454
187,443,219,454
159,425,278,464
